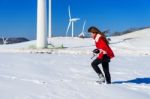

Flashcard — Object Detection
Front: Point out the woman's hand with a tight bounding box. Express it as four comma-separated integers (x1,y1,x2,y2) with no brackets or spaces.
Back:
92,49,100,54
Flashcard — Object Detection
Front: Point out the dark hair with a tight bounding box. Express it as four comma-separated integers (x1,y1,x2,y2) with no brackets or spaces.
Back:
88,26,109,44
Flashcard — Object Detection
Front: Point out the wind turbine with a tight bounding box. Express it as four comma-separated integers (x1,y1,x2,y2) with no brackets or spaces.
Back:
79,20,86,38
2,36,8,45
66,6,80,37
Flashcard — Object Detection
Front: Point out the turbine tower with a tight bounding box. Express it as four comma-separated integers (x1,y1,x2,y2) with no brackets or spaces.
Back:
66,5,80,37
49,0,52,38
37,0,48,48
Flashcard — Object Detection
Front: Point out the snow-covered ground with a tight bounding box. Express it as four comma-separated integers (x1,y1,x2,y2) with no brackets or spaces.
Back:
0,28,150,99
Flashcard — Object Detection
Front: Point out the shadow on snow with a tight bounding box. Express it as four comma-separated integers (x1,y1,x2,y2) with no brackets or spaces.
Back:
113,77,150,84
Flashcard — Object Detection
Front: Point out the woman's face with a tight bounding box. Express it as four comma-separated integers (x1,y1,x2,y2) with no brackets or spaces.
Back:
90,33,96,39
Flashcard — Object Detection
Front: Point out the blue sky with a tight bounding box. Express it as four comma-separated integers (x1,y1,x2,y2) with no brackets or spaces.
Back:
0,0,150,39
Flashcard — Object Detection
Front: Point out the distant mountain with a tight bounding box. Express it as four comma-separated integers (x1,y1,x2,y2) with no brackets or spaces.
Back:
0,37,29,44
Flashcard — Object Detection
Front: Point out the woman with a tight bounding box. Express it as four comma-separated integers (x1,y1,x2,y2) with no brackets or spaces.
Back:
88,26,114,84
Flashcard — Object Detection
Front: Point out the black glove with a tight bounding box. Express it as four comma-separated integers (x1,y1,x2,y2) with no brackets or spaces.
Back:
92,49,100,54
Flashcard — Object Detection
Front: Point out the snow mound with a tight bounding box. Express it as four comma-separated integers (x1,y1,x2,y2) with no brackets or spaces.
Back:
0,29,150,99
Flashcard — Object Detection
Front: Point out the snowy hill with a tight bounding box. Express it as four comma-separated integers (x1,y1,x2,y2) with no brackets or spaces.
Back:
0,28,150,99
111,28,150,56
0,28,150,55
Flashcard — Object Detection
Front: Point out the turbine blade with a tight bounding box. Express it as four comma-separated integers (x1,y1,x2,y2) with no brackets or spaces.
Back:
71,18,80,22
68,5,71,19
82,20,86,32
75,18,80,20
66,22,71,36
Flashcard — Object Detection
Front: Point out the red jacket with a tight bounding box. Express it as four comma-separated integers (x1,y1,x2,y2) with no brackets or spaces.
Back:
94,34,114,59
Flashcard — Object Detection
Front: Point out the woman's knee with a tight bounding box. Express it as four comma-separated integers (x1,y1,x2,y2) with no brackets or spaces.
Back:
91,59,101,66
91,62,95,67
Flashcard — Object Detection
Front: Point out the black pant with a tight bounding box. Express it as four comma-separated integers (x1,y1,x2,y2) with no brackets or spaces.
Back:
91,58,111,84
